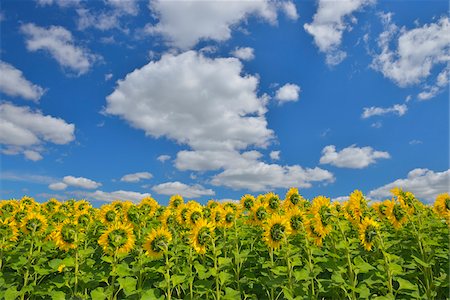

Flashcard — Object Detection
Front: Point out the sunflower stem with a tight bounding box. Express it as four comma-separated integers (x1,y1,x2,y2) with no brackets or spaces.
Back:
212,236,221,300
21,226,36,300
377,231,394,296
164,244,172,300
269,247,275,300
189,246,194,300
338,223,357,300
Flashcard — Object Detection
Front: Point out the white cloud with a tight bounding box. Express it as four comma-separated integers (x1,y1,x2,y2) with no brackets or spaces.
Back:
105,73,113,81
275,83,301,103
332,196,349,203
1,171,56,184
0,61,45,101
106,51,272,151
157,154,171,162
48,182,68,191
304,0,373,66
409,139,422,145
106,0,139,15
231,47,255,61
145,0,283,49
73,190,152,203
372,15,450,88
62,176,102,189
24,150,43,161
36,0,80,7
20,23,98,75
211,162,334,192
270,150,280,160
280,1,299,20
417,68,449,100
362,103,407,118
120,172,153,183
152,181,215,198
107,50,333,192
371,121,382,128
369,168,450,203
320,145,390,168
0,103,75,160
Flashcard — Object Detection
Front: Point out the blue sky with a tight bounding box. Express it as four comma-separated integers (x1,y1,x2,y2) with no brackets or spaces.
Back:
0,0,448,206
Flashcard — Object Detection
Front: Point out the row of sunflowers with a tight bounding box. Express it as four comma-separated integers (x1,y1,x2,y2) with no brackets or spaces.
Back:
0,189,449,299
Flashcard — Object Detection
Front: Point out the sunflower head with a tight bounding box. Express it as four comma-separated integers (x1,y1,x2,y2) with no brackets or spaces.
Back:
54,220,78,251
75,212,92,227
98,222,135,255
190,219,215,254
169,195,184,209
249,202,269,225
287,206,304,234
434,193,450,220
240,194,256,211
385,200,407,229
143,227,172,259
125,205,140,225
304,217,324,247
0,200,18,218
186,206,203,227
359,217,380,251
99,204,118,225
223,207,236,228
42,198,61,214
284,188,304,209
159,208,176,227
20,196,37,208
21,212,48,235
263,214,292,249
265,192,280,211
207,200,219,209
311,196,332,227
211,206,225,227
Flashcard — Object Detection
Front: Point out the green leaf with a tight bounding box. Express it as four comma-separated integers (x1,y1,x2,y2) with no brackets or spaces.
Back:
219,271,232,285
118,277,137,296
91,287,107,300
294,269,310,281
396,278,418,291
354,256,374,273
49,291,66,300
223,287,240,300
412,256,430,268
141,288,164,300
115,263,132,277
218,257,232,267
4,287,20,300
171,275,185,286
48,259,63,270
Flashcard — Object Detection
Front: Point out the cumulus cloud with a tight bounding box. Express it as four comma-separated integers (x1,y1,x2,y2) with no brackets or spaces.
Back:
157,155,171,162
361,103,407,118
152,181,215,198
20,23,98,75
211,162,335,192
120,172,153,182
274,83,301,103
62,176,102,189
0,61,45,101
72,190,152,203
320,145,390,168
270,150,280,160
48,182,68,191
0,103,75,161
417,68,449,100
144,0,293,49
24,150,43,161
231,47,255,61
36,0,81,7
280,1,299,20
107,50,333,191
371,14,450,92
369,168,450,202
304,0,374,66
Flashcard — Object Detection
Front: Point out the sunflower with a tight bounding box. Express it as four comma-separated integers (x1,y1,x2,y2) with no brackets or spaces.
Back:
143,227,172,259
358,217,379,251
286,206,304,234
223,207,236,228
98,222,135,255
0,200,18,219
99,204,118,225
385,199,408,229
139,197,158,217
263,214,292,249
74,199,91,214
124,204,140,225
343,190,367,225
265,192,281,212
21,212,48,235
372,201,389,219
75,211,92,227
211,206,225,227
284,188,304,209
190,219,215,254
54,220,78,251
0,218,19,249
42,198,61,215
310,196,332,236
248,202,269,226
159,208,176,227
434,193,450,221
207,200,219,209
20,196,37,209
304,217,324,247
169,195,184,209
391,188,415,215
176,204,190,226
240,194,256,211
186,205,203,227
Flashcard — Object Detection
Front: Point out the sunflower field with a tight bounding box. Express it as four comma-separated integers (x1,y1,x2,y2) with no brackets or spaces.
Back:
0,189,449,300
